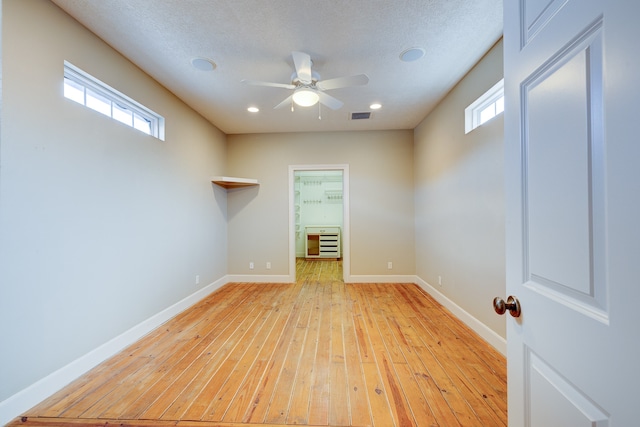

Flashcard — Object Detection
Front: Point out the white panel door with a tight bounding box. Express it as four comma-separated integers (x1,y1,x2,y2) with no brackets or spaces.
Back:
504,0,640,425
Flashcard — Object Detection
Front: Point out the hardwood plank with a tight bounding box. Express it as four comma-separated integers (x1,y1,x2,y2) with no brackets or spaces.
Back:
306,282,332,425
171,310,270,421
400,286,506,426
387,283,505,426
142,284,277,420
362,285,406,364
404,285,506,379
97,287,265,420
14,417,361,427
407,316,506,426
412,344,479,426
12,417,175,427
32,284,249,418
376,285,461,426
393,362,438,426
342,283,372,427
286,282,324,425
347,286,395,427
221,284,303,422
360,362,396,427
351,285,415,426
115,287,269,419
209,286,295,414
241,282,313,423
328,281,350,426
176,302,276,421
263,282,317,424
204,287,297,421
349,300,374,364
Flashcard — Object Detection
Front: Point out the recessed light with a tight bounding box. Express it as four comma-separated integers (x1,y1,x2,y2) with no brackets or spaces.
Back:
247,106,259,113
399,47,425,62
370,103,382,110
191,57,216,71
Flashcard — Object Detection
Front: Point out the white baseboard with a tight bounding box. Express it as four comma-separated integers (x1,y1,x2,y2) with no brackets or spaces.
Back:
225,274,294,283
227,273,413,285
414,276,506,355
346,274,418,283
0,276,227,426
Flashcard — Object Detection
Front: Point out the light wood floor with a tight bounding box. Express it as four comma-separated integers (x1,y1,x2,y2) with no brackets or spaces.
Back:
11,260,506,427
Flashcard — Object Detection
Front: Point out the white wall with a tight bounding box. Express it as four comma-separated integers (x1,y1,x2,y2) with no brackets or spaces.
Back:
0,0,228,405
226,130,415,279
414,39,506,338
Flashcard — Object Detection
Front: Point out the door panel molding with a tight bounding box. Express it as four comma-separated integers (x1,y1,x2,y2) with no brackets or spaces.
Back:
520,19,607,323
525,347,609,426
521,0,570,48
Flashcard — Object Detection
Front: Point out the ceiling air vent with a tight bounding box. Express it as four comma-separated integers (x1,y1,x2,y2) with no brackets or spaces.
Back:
350,112,371,120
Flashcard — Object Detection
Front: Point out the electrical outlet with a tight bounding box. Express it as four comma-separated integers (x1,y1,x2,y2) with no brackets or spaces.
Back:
438,275,442,286
195,275,200,285
387,261,393,270
266,262,271,269
249,262,254,270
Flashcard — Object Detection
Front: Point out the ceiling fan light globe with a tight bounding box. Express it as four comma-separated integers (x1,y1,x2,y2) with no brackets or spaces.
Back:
292,88,319,107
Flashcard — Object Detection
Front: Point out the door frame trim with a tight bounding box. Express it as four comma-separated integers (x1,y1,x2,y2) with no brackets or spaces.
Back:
288,164,350,282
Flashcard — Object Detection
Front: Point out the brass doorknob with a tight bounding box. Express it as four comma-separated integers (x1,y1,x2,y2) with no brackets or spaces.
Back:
493,296,521,318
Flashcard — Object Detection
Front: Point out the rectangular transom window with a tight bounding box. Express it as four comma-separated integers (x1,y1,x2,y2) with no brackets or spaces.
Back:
465,78,504,134
63,61,165,140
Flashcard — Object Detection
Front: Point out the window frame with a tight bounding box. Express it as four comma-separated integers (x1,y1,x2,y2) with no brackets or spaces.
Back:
63,61,165,140
465,78,504,134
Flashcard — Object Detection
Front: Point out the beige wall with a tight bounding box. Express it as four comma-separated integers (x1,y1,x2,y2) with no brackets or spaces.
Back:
0,0,505,417
0,0,228,401
414,39,506,338
226,130,415,278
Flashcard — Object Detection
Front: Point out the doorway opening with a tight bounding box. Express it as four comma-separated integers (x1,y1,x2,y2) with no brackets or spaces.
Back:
289,165,350,282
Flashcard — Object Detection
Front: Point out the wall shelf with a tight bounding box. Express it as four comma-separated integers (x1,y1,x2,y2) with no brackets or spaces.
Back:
211,176,259,189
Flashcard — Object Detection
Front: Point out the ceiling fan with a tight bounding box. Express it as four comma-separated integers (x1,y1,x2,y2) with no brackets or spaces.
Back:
242,51,369,111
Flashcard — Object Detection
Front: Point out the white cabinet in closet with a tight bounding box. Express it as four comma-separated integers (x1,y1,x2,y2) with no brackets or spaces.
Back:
305,226,341,259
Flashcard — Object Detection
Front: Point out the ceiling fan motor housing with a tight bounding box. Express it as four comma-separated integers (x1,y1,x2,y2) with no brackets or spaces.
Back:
291,70,321,86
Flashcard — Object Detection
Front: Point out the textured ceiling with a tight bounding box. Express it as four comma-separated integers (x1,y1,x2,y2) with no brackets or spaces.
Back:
51,0,503,134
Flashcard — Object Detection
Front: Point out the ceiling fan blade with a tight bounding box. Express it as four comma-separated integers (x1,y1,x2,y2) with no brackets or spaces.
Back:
274,95,294,109
292,51,312,83
241,79,295,90
316,74,369,91
317,91,344,110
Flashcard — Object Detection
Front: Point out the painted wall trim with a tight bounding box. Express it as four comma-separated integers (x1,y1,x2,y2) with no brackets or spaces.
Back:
0,276,227,426
347,274,417,283
414,276,507,355
227,274,416,284
226,274,294,283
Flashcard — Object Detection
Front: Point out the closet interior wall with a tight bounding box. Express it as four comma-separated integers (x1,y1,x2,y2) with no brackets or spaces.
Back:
294,170,344,258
